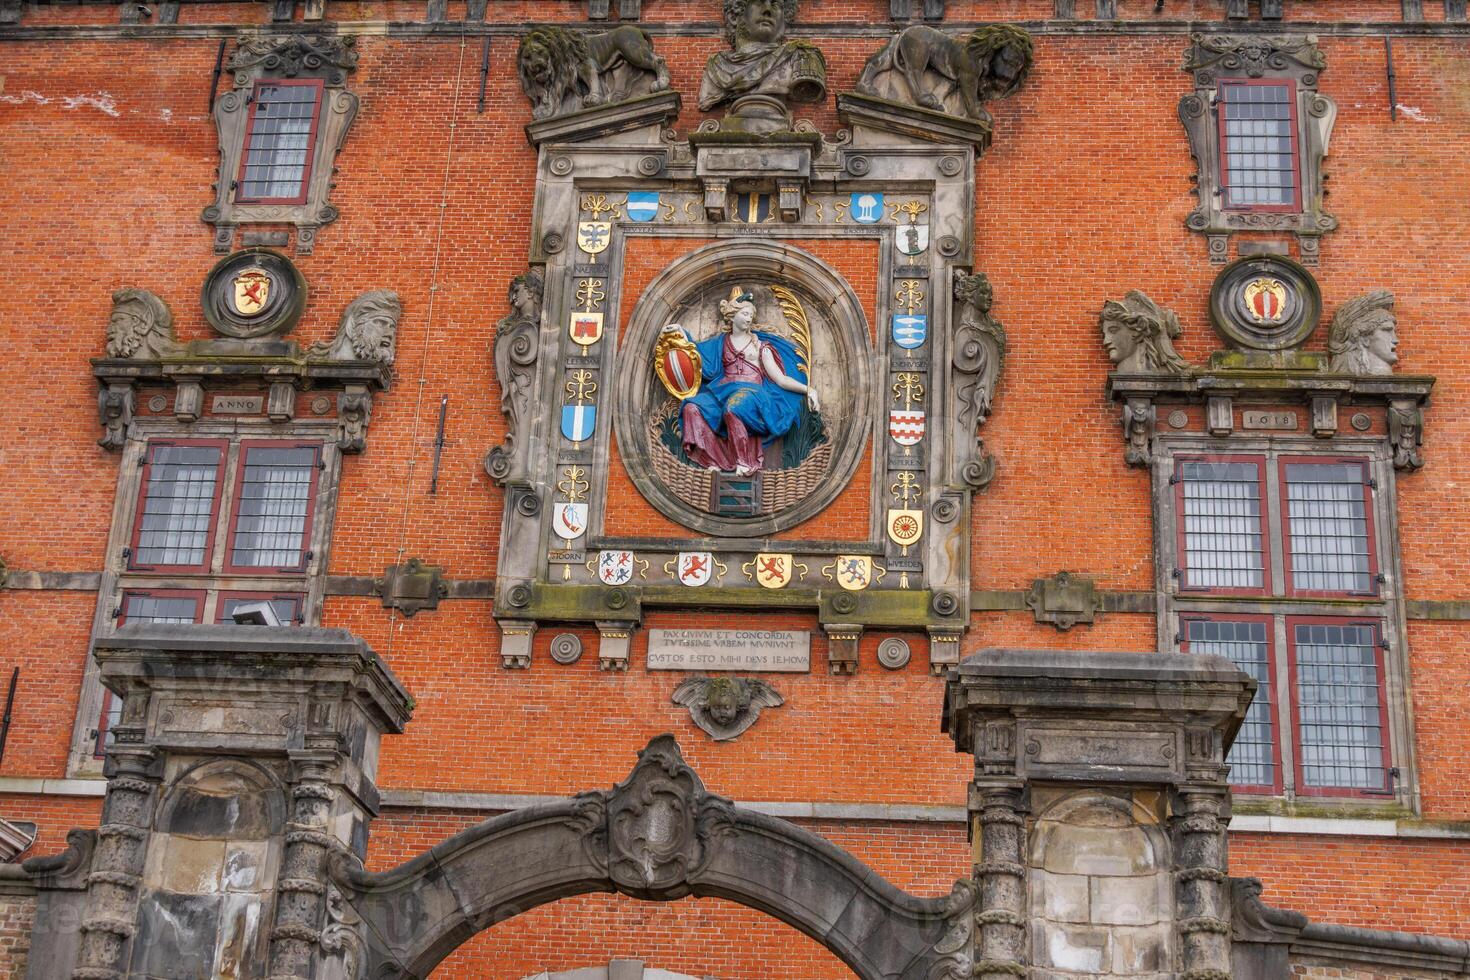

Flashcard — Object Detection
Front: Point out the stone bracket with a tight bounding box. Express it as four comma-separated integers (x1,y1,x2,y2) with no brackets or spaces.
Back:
376,558,449,618
824,623,862,675
1022,572,1100,631
596,621,636,671
498,619,535,669
690,133,818,223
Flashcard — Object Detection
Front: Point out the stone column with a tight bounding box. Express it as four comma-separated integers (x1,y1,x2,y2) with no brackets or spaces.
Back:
72,691,159,980
973,780,1026,980
268,753,338,979
1174,786,1232,980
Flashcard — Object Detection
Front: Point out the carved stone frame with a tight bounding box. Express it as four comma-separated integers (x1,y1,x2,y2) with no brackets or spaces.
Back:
202,34,360,255
1178,33,1338,265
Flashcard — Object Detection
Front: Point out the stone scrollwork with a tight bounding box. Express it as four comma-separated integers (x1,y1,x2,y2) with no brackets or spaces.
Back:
203,34,360,254
1099,290,1189,375
927,879,978,980
1389,399,1424,471
105,288,181,360
854,24,1033,123
1178,33,1337,264
517,25,671,121
308,290,402,367
672,676,784,740
486,270,546,487
1327,289,1398,376
951,272,1006,489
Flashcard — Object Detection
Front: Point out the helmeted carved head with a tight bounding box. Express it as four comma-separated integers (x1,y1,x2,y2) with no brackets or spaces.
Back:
723,0,797,46
968,24,1034,101
717,286,758,332
1327,289,1397,376
1100,290,1190,374
339,290,402,366
507,269,545,322
107,288,174,359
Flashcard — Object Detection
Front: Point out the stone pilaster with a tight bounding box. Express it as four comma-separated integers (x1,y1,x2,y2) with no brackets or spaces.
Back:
972,781,1027,979
1174,786,1233,980
268,754,339,979
72,692,159,980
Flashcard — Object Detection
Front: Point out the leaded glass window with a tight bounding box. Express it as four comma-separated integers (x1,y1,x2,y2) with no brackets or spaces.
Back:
236,80,322,204
227,444,319,572
1186,618,1276,791
131,443,225,570
1178,458,1267,591
1219,80,1299,209
1285,461,1375,595
1292,621,1389,793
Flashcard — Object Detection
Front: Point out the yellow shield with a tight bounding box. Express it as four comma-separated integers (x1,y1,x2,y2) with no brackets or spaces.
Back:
232,269,271,316
887,509,924,548
569,312,604,347
752,553,794,589
1243,277,1288,324
577,221,612,255
654,329,703,400
833,555,874,591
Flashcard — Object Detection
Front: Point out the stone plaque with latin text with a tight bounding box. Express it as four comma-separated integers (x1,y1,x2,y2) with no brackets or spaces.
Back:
647,629,810,672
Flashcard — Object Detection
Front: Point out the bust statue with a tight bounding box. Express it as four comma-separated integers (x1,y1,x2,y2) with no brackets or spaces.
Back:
699,0,827,132
1327,289,1398,376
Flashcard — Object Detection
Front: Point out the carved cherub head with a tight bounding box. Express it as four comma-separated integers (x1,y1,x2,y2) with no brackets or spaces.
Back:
968,25,1034,101
1100,290,1189,375
724,0,797,47
1327,289,1398,376
106,288,176,359
507,269,545,323
338,290,402,366
672,675,784,740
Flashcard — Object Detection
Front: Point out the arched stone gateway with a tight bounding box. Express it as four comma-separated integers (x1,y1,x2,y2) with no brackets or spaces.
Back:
327,735,974,980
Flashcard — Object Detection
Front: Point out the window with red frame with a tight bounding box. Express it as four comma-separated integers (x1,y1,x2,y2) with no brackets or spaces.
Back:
235,79,324,205
223,442,321,574
128,441,228,573
1182,616,1279,793
1218,79,1300,211
97,589,205,755
217,591,304,625
1175,456,1269,593
1289,618,1392,795
1281,458,1378,596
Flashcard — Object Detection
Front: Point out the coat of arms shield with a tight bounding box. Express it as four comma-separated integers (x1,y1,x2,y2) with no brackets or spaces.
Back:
232,268,271,316
577,221,612,255
553,502,588,540
597,549,634,585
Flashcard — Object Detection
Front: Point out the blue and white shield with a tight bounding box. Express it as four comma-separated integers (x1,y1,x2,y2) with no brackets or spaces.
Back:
850,192,885,224
891,314,928,349
626,192,660,222
561,404,597,442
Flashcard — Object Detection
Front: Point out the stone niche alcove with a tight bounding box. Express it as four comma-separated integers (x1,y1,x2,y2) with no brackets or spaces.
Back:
1029,789,1174,978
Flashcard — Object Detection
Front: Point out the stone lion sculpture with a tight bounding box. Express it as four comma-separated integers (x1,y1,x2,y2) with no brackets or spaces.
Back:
308,290,402,366
1100,291,1190,375
855,24,1033,121
106,288,181,359
517,25,671,121
1327,289,1398,376
672,676,783,741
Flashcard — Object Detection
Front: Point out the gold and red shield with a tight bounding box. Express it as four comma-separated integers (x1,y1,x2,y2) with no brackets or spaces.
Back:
1243,277,1288,325
231,268,271,317
654,329,703,400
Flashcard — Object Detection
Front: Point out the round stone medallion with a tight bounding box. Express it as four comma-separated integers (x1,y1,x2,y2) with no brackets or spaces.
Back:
1208,255,1321,352
549,633,583,665
877,637,911,671
201,247,307,340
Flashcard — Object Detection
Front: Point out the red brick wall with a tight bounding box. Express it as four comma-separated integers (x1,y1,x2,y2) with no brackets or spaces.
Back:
0,891,33,980
2,3,1470,976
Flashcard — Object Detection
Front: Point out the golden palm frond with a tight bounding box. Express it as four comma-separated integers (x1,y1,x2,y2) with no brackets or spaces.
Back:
769,285,812,377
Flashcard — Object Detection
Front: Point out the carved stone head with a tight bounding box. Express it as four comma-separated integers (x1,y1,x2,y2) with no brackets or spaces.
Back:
724,0,796,47
1100,291,1190,375
106,288,178,360
1327,289,1397,376
672,676,783,740
969,25,1034,101
339,290,402,365
507,269,545,324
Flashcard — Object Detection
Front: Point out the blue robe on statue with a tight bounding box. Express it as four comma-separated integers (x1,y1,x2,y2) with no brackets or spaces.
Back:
683,330,806,447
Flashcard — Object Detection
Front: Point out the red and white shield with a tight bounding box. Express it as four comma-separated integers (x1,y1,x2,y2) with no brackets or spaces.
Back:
889,410,925,447
1244,277,1287,324
676,552,713,587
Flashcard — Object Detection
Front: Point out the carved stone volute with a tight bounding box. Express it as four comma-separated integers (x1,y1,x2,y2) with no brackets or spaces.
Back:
486,269,546,487
951,272,1005,489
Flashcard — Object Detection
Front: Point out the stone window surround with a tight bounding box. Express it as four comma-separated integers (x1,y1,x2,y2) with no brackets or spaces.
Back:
1151,435,1416,812
66,419,344,779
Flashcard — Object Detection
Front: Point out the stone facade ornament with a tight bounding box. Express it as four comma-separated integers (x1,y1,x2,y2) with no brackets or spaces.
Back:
1208,254,1322,356
105,288,181,359
517,25,671,122
1022,571,1100,630
1099,290,1189,374
853,25,1032,123
308,290,402,367
951,272,1006,489
1178,33,1337,264
200,247,309,342
203,34,360,254
671,676,783,740
375,558,449,617
699,0,828,133
486,270,546,486
1327,289,1398,375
